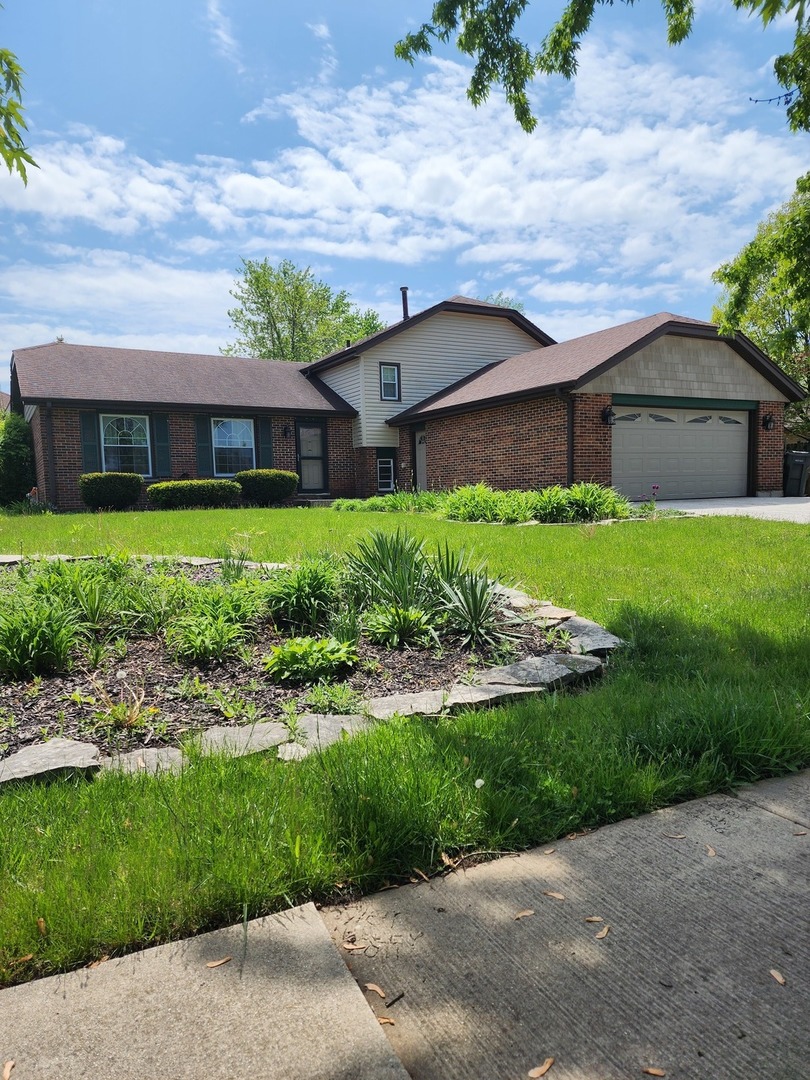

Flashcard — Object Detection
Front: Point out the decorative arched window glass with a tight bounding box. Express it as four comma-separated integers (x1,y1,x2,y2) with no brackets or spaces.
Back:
212,418,255,475
649,412,677,423
687,415,712,424
615,412,642,422
719,415,743,425
101,415,151,475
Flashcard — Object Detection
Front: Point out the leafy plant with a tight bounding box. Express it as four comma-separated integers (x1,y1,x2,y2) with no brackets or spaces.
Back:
262,636,358,684
266,558,340,631
0,596,80,679
532,485,571,523
302,680,365,715
85,680,160,732
166,612,251,665
566,483,631,522
216,544,252,583
348,529,439,614
364,604,439,648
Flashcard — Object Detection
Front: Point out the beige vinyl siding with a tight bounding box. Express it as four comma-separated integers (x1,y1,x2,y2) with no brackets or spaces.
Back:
317,359,364,447
358,312,544,446
579,336,790,401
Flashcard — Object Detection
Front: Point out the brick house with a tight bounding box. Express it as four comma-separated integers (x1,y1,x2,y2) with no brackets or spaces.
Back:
9,295,805,509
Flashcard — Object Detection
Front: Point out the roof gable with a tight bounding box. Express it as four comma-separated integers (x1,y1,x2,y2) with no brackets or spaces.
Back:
11,342,356,415
303,295,556,375
388,313,805,424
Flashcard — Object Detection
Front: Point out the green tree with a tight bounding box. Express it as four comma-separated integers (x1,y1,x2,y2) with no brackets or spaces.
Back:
397,1,810,133
480,290,526,312
1,5,37,183
712,171,810,437
223,259,386,363
0,413,35,505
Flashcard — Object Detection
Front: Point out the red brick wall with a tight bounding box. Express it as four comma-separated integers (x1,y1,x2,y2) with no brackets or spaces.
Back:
37,408,358,511
755,401,786,493
354,447,377,498
398,429,414,491
572,393,612,486
422,395,568,491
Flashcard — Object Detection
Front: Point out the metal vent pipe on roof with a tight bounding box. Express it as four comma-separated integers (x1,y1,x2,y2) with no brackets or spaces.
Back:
400,286,409,319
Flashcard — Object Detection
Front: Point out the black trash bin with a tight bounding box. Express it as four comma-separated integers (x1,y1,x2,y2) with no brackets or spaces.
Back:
783,450,810,496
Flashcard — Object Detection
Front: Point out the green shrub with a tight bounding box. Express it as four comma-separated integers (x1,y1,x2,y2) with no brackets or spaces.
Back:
532,485,571,523
235,469,298,506
78,472,143,511
0,413,35,507
443,483,503,522
262,636,358,684
147,479,241,510
0,595,81,679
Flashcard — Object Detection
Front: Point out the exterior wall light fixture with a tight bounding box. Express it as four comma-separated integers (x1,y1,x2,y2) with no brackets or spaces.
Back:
283,425,292,438
762,414,775,431
602,406,616,427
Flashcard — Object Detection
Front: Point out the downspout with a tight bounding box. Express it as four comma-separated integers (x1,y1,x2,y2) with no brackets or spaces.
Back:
43,403,58,507
555,389,574,486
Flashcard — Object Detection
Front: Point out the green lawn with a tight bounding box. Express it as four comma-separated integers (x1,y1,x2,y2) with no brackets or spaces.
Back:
1,509,808,987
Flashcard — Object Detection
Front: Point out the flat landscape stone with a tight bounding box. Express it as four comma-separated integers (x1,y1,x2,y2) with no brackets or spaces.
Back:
197,720,288,755
366,690,447,719
102,746,184,774
530,603,578,623
445,682,545,708
564,615,625,654
296,712,371,749
277,741,309,762
474,654,600,689
0,738,100,783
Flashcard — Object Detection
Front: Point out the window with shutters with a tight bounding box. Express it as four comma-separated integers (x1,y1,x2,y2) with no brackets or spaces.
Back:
100,414,151,475
211,418,255,475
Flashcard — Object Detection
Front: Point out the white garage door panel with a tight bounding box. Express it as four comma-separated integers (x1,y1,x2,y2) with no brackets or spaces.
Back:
612,408,748,499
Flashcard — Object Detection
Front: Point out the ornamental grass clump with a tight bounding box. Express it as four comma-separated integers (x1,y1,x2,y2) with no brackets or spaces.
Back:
0,595,81,679
565,482,631,522
265,557,341,632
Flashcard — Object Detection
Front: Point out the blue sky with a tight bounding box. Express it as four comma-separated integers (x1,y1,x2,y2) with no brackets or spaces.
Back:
1,1,806,392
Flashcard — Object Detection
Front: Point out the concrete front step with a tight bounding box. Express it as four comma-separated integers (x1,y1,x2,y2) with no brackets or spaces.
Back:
0,902,409,1080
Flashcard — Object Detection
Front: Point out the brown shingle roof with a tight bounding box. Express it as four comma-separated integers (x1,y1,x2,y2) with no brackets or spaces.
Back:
304,295,555,374
11,342,356,414
389,312,804,423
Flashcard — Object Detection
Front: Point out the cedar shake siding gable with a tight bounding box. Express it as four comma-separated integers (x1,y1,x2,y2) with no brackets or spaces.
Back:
388,313,805,424
302,295,556,377
11,343,356,416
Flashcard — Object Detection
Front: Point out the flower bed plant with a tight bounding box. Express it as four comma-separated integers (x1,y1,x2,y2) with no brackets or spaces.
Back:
332,482,632,523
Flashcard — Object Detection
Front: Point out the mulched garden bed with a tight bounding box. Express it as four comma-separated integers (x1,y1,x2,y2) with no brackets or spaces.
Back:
0,561,553,762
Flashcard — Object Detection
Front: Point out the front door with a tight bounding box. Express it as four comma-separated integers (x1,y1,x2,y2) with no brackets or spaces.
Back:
296,421,327,493
414,427,427,490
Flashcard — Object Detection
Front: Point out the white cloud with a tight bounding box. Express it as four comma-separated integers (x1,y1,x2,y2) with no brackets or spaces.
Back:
206,0,246,76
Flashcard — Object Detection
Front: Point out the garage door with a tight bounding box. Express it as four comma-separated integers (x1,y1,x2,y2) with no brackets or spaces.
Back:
612,407,749,500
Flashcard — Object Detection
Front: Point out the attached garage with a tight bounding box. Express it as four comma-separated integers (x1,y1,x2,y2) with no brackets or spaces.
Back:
611,405,750,499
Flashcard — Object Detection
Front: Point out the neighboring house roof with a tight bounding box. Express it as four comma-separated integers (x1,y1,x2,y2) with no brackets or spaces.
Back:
303,295,556,376
0,391,9,412
11,342,356,415
388,312,806,424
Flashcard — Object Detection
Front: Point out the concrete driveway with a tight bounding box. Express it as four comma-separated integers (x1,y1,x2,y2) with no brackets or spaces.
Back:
648,496,810,523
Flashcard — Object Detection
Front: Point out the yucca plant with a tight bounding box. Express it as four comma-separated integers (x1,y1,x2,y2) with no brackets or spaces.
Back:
439,569,518,650
348,529,439,614
364,604,440,648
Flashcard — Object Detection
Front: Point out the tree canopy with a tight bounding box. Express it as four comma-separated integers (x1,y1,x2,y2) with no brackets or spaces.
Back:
223,258,386,363
712,172,810,436
1,7,36,183
396,1,810,132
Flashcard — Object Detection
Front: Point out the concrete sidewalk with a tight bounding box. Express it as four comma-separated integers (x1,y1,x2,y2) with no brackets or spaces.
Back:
2,772,807,1079
651,496,810,523
326,772,809,1080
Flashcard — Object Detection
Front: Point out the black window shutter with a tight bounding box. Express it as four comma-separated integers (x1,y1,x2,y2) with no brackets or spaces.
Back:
195,415,213,476
257,417,273,468
152,414,171,477
80,412,101,473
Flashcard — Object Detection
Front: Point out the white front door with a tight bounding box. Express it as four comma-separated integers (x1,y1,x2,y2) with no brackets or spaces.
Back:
415,428,427,490
612,407,749,499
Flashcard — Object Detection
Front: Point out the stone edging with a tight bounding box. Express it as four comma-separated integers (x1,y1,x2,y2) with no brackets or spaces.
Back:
0,559,624,784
